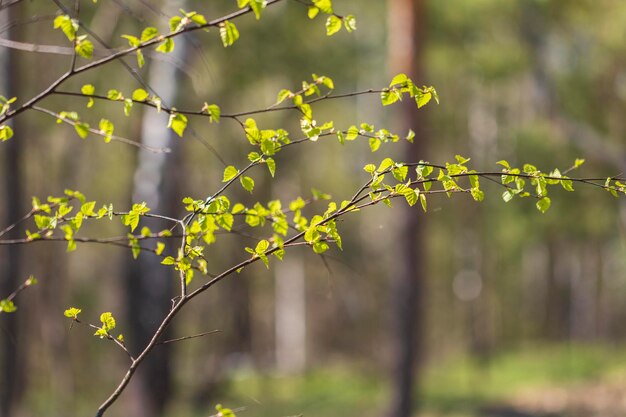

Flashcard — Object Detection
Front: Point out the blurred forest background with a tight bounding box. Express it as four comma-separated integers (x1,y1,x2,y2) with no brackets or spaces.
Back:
2,0,626,416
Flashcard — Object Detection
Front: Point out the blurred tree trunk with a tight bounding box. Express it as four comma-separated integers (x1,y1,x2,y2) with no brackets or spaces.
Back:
0,5,25,416
274,179,306,373
125,2,188,414
387,1,428,417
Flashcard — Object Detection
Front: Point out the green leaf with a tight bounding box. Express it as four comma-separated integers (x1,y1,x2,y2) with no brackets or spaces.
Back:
155,38,175,53
369,137,381,152
313,241,330,254
377,158,395,173
75,36,94,59
326,15,342,36
217,213,234,231
406,129,415,143
99,119,114,142
100,312,116,332
80,201,96,216
63,307,81,319
312,0,333,13
215,404,237,417
404,189,418,206
203,103,220,123
343,15,357,32
560,179,574,192
132,88,150,101
255,239,270,254
81,84,95,108
240,176,255,193
381,89,401,106
0,299,17,313
419,194,427,212
141,27,159,42
167,113,187,137
266,158,276,177
249,0,266,20
94,328,108,338
392,165,408,182
389,73,408,87
75,122,90,139
161,256,176,265
220,21,239,47
276,89,292,105
121,34,140,47
107,89,123,100
471,188,485,202
222,166,238,182
154,242,165,255
0,125,14,142
169,16,183,32
416,91,432,108
53,15,77,41
363,164,376,174
190,13,207,26
346,125,359,141
123,98,133,116
81,84,95,95
536,197,551,213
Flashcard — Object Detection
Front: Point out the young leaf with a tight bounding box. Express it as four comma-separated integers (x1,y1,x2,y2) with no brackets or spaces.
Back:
389,73,408,87
75,36,94,59
308,6,320,19
156,38,175,53
141,27,159,41
202,103,220,123
75,122,90,139
326,15,342,36
222,166,238,182
255,239,270,254
343,15,357,32
536,197,551,213
0,299,17,313
99,119,114,142
266,158,276,177
0,125,14,142
220,21,239,47
132,88,149,101
240,176,255,193
161,256,176,265
53,15,78,41
63,307,81,319
167,113,187,137
312,0,333,13
100,312,116,332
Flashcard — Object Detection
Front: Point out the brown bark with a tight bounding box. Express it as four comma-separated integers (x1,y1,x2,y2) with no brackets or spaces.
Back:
387,1,428,417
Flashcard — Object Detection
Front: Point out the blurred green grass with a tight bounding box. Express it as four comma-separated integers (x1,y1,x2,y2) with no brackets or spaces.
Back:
182,344,626,417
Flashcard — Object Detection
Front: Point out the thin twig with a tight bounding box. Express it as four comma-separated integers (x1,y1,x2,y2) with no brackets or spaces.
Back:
156,330,221,346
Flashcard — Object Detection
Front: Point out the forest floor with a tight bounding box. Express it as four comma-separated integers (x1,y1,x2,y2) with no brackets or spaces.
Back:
482,373,626,417
174,344,626,417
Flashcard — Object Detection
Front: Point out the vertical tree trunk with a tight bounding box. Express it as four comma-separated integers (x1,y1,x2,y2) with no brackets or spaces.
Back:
125,2,188,414
0,5,25,416
275,253,307,373
387,1,428,417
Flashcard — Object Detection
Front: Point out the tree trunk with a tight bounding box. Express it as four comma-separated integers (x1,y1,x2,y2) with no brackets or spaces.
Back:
0,5,25,416
125,2,189,414
387,1,428,417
